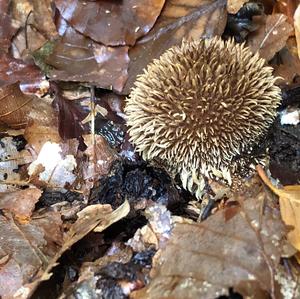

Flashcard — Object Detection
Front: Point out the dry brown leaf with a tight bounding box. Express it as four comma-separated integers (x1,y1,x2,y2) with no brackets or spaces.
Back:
133,189,286,299
0,83,38,128
54,0,165,46
257,165,300,252
0,188,42,218
227,0,249,14
24,99,61,154
0,211,63,299
123,0,227,94
247,14,294,61
295,4,300,59
16,200,130,299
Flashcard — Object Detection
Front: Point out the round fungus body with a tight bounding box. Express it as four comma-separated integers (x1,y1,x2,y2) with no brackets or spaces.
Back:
125,37,281,199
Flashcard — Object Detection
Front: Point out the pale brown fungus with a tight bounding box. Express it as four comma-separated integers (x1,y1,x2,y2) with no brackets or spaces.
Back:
125,37,281,198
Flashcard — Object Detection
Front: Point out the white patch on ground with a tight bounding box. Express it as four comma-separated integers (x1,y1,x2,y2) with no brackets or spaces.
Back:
28,142,77,188
280,109,300,125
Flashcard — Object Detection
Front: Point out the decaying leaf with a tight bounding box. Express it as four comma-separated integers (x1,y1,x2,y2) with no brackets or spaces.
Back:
247,14,294,61
227,0,249,14
0,136,31,192
123,0,227,94
257,165,300,252
133,189,286,299
295,4,300,59
54,0,165,46
17,200,130,299
0,187,42,219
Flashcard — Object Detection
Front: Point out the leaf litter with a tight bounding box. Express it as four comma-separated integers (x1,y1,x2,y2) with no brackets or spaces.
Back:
0,0,300,298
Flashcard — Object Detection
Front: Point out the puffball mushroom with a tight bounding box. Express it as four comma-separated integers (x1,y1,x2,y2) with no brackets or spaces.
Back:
125,37,281,199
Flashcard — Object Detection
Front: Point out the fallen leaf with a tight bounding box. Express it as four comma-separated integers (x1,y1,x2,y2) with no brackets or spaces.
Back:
81,134,117,196
23,98,62,154
54,0,165,46
273,38,300,84
133,189,286,299
257,165,300,252
127,204,173,252
17,200,130,299
0,211,63,299
0,83,38,128
295,4,300,59
31,0,58,40
0,1,18,52
0,136,31,192
247,14,294,61
51,82,87,140
35,17,130,93
273,0,299,25
0,188,42,218
123,0,227,94
0,52,43,87
227,0,249,14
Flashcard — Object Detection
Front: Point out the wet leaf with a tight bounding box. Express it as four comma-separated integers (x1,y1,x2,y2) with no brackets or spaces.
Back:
17,200,130,299
51,83,87,140
247,14,294,61
133,189,286,299
123,0,227,94
0,188,42,218
257,165,300,252
54,0,165,46
37,17,130,92
0,53,42,87
227,0,249,14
